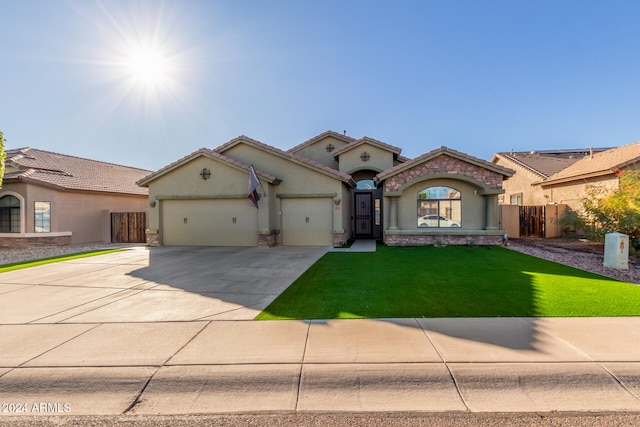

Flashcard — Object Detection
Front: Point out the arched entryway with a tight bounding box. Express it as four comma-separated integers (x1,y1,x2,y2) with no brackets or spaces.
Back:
353,175,383,239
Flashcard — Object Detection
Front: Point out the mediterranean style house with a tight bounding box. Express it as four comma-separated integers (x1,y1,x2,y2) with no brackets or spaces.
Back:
0,148,150,247
138,131,514,247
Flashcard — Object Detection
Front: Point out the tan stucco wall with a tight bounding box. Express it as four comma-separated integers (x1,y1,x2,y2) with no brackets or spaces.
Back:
0,183,147,244
147,145,351,246
392,178,486,230
494,159,547,205
291,136,350,170
338,143,394,175
541,176,617,212
222,144,346,198
146,156,260,242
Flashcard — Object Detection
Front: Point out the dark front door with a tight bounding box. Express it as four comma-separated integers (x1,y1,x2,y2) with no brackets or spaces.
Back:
354,192,373,237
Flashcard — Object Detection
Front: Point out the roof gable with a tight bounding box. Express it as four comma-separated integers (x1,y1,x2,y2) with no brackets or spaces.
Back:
137,148,279,187
541,142,640,185
216,135,355,186
287,130,356,154
377,146,513,182
331,136,402,158
4,147,150,195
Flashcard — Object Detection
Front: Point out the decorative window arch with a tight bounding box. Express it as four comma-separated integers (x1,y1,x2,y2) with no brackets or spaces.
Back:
417,186,461,228
0,194,22,233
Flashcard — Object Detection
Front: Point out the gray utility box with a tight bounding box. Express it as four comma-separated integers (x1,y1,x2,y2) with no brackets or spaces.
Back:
603,232,629,270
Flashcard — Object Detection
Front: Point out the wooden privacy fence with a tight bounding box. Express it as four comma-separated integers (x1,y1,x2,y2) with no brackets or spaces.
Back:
111,212,146,243
519,205,545,238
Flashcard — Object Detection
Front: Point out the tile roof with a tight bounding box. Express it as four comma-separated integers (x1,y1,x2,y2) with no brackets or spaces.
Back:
331,136,402,157
540,142,640,185
492,150,594,178
287,130,357,153
216,135,356,186
137,148,280,187
4,148,150,195
376,146,514,182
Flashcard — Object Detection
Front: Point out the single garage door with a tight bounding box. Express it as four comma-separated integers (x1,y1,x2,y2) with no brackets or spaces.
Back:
162,199,257,246
281,198,333,246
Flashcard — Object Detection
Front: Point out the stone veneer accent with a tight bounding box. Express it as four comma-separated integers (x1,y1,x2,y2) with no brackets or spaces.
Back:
385,233,505,246
145,230,159,246
258,233,278,247
0,235,73,248
333,232,348,247
385,155,504,192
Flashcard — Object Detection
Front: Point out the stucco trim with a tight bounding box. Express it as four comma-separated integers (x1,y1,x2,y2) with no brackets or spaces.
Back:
155,194,250,200
276,193,337,199
0,231,72,238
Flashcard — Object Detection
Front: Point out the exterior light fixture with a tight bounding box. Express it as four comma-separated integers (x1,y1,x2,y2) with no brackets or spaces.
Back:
200,168,211,180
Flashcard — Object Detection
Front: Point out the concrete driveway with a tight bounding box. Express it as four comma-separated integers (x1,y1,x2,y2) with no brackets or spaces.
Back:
0,245,330,323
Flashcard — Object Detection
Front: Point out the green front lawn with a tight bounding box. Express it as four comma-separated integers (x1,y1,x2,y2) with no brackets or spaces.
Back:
256,245,640,320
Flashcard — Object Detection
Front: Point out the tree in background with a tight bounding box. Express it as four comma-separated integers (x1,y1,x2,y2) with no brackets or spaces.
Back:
0,130,5,188
580,169,640,256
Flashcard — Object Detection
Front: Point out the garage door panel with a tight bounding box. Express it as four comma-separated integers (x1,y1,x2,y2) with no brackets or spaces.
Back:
281,198,332,246
163,200,257,246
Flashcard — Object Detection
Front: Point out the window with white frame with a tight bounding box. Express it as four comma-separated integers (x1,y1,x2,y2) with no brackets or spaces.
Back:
35,201,51,232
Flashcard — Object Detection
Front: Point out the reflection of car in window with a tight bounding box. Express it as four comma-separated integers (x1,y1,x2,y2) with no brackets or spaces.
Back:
418,215,460,228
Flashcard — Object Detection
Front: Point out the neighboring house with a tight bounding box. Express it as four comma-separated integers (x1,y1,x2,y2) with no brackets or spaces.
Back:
138,131,513,247
535,141,640,212
0,148,151,247
491,148,610,206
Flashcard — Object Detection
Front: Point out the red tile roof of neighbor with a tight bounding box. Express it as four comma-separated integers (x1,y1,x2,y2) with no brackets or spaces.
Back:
540,142,640,185
4,148,151,196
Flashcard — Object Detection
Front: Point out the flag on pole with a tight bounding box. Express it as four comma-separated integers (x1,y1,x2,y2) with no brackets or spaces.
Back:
248,164,261,208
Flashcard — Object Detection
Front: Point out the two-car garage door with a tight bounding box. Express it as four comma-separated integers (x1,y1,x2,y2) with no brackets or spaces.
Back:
162,199,257,246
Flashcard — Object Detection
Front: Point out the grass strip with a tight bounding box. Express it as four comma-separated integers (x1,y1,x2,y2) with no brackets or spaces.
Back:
256,245,640,319
0,248,126,273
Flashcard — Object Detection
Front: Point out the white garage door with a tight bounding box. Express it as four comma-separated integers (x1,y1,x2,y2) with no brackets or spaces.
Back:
162,199,257,246
281,198,333,246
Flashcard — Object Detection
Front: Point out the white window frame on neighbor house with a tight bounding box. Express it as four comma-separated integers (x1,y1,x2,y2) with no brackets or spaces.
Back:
34,201,51,233
510,193,523,206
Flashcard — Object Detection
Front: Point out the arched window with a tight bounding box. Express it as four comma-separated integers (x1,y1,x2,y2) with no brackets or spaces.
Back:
417,186,461,228
356,179,375,190
0,195,21,233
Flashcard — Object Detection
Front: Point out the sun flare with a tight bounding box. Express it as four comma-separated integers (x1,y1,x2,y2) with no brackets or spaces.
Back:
126,47,171,87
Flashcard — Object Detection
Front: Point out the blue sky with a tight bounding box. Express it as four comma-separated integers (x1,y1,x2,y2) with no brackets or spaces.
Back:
1,0,639,171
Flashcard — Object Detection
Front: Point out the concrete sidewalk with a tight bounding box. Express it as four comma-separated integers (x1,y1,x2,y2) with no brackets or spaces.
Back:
1,247,640,416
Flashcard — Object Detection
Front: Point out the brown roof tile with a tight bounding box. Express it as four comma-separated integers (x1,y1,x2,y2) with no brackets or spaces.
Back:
541,142,640,184
5,148,150,195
